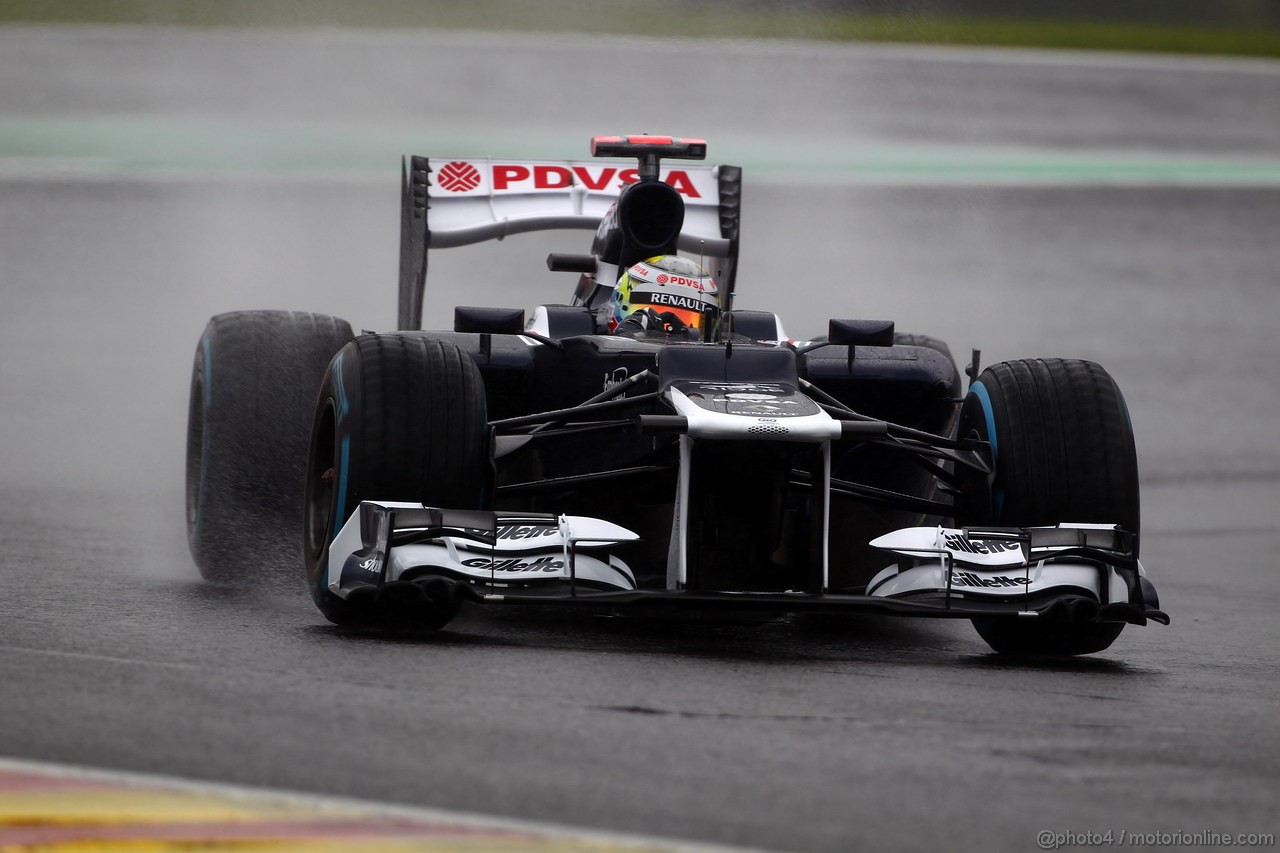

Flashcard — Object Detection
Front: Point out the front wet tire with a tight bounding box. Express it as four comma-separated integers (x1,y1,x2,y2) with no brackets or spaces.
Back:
304,334,490,626
958,358,1139,657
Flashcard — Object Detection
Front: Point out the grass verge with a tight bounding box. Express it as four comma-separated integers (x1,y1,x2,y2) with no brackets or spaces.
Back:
0,0,1277,59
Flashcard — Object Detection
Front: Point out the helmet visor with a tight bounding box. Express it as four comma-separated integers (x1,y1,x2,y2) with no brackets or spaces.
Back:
647,304,710,334
629,288,717,334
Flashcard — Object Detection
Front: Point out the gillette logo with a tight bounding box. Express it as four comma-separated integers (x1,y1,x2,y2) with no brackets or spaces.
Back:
942,534,1023,555
950,571,1031,588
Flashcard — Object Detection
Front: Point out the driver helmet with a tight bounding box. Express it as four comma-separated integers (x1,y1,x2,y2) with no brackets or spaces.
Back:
609,255,720,339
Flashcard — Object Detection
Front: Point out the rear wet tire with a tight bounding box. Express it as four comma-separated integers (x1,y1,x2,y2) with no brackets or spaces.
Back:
186,311,353,585
892,332,957,376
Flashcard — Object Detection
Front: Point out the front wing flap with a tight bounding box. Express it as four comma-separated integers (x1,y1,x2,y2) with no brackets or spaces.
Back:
865,524,1169,626
327,501,641,601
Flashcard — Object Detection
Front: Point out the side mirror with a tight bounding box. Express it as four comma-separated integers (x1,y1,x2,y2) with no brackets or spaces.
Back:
454,306,525,334
828,319,894,347
547,253,598,273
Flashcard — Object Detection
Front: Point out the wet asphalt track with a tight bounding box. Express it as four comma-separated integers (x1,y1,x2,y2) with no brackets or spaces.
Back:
1,26,1278,853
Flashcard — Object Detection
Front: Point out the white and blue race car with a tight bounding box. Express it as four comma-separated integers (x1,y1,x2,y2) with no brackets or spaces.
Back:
186,135,1167,656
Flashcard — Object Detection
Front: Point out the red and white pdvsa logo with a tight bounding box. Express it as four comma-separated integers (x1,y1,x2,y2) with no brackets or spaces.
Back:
437,161,482,192
435,162,706,197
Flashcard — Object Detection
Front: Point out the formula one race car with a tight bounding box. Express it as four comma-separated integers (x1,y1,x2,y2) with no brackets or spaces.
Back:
185,135,1168,656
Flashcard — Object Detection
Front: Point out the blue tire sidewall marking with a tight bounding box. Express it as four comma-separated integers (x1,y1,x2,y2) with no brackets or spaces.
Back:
332,350,350,420
330,349,350,547
970,381,997,456
334,436,350,546
969,380,1004,523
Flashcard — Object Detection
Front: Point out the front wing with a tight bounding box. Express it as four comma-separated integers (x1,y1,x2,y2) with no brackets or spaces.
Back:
326,503,1169,628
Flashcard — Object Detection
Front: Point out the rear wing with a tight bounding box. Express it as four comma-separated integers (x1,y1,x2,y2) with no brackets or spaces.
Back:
398,149,742,330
